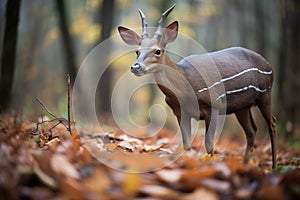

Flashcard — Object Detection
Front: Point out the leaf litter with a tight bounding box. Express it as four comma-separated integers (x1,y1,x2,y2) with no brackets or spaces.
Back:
0,116,300,200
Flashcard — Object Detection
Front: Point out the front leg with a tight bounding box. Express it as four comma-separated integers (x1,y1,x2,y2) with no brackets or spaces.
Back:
204,108,219,155
178,112,192,150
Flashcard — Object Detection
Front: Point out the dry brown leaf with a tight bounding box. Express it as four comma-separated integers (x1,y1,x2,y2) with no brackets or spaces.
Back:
183,188,218,200
19,186,55,200
60,178,89,200
51,129,60,138
155,137,170,146
33,164,57,188
256,185,285,200
143,144,161,152
108,151,167,172
200,153,218,160
159,148,174,154
104,143,118,151
215,162,231,177
82,168,111,194
181,158,198,169
139,185,180,199
51,153,80,179
181,167,217,179
224,156,244,173
77,146,92,165
235,188,253,199
2,116,300,200
155,169,182,184
72,138,81,152
32,150,57,184
200,178,231,193
71,130,79,140
117,140,137,151
122,172,141,196
119,134,142,145
45,138,60,150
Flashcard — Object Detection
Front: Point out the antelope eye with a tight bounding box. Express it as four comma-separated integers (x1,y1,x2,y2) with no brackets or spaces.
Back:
155,49,161,56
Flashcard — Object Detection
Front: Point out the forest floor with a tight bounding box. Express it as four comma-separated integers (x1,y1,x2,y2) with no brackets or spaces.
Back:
0,115,300,200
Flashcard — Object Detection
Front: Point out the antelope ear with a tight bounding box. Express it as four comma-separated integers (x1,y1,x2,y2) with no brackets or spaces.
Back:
163,21,178,44
118,26,142,45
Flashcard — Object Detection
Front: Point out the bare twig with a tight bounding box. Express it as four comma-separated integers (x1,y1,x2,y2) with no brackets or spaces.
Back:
36,97,57,120
67,74,72,135
33,98,69,134
32,74,74,137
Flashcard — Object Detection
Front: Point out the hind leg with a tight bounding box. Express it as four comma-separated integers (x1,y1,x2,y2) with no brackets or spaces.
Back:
235,107,257,163
257,93,277,168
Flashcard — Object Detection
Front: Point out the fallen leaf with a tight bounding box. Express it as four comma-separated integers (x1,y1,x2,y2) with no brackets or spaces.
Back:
118,140,137,151
200,153,218,160
256,185,285,200
104,143,118,151
108,151,168,172
155,169,182,184
78,147,92,164
45,138,60,150
82,168,111,194
72,138,81,152
200,178,231,193
156,137,170,146
144,144,164,152
122,172,141,196
60,177,88,200
139,185,180,199
33,164,57,188
51,154,80,179
181,167,217,179
19,186,55,200
215,162,231,177
235,188,253,199
119,134,142,145
183,188,218,200
159,148,174,154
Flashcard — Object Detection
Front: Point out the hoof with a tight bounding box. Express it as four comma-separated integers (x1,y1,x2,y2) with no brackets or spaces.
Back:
200,153,218,160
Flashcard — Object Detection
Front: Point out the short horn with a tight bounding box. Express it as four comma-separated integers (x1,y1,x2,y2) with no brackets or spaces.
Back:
138,8,148,39
154,4,176,39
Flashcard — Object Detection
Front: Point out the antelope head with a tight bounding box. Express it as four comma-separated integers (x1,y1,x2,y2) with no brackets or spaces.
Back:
118,4,178,76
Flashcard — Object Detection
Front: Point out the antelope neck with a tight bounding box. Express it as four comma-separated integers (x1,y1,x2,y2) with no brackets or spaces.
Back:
161,52,184,73
153,54,185,93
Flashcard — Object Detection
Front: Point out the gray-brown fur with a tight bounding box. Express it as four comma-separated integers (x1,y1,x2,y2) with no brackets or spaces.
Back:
118,4,276,168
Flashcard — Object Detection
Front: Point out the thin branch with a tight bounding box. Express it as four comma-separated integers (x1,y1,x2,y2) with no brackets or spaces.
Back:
30,117,69,135
32,76,74,137
36,97,57,120
67,74,72,135
34,97,69,131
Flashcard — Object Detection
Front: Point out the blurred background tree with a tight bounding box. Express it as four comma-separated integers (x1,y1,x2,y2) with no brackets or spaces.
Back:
0,0,299,137
55,0,77,85
0,0,21,112
96,0,115,114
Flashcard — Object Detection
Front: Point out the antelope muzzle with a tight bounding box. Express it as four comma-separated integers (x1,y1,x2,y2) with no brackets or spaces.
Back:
131,62,145,76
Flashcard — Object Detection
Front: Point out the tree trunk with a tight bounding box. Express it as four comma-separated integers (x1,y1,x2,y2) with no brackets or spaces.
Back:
255,0,265,54
277,0,300,136
0,0,21,113
97,0,115,113
55,0,77,86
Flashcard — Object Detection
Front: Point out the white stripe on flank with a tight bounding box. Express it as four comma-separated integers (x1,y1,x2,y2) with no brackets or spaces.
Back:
197,68,272,93
216,85,268,101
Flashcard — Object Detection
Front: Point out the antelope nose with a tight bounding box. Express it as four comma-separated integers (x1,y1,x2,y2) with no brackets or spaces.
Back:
131,63,142,73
